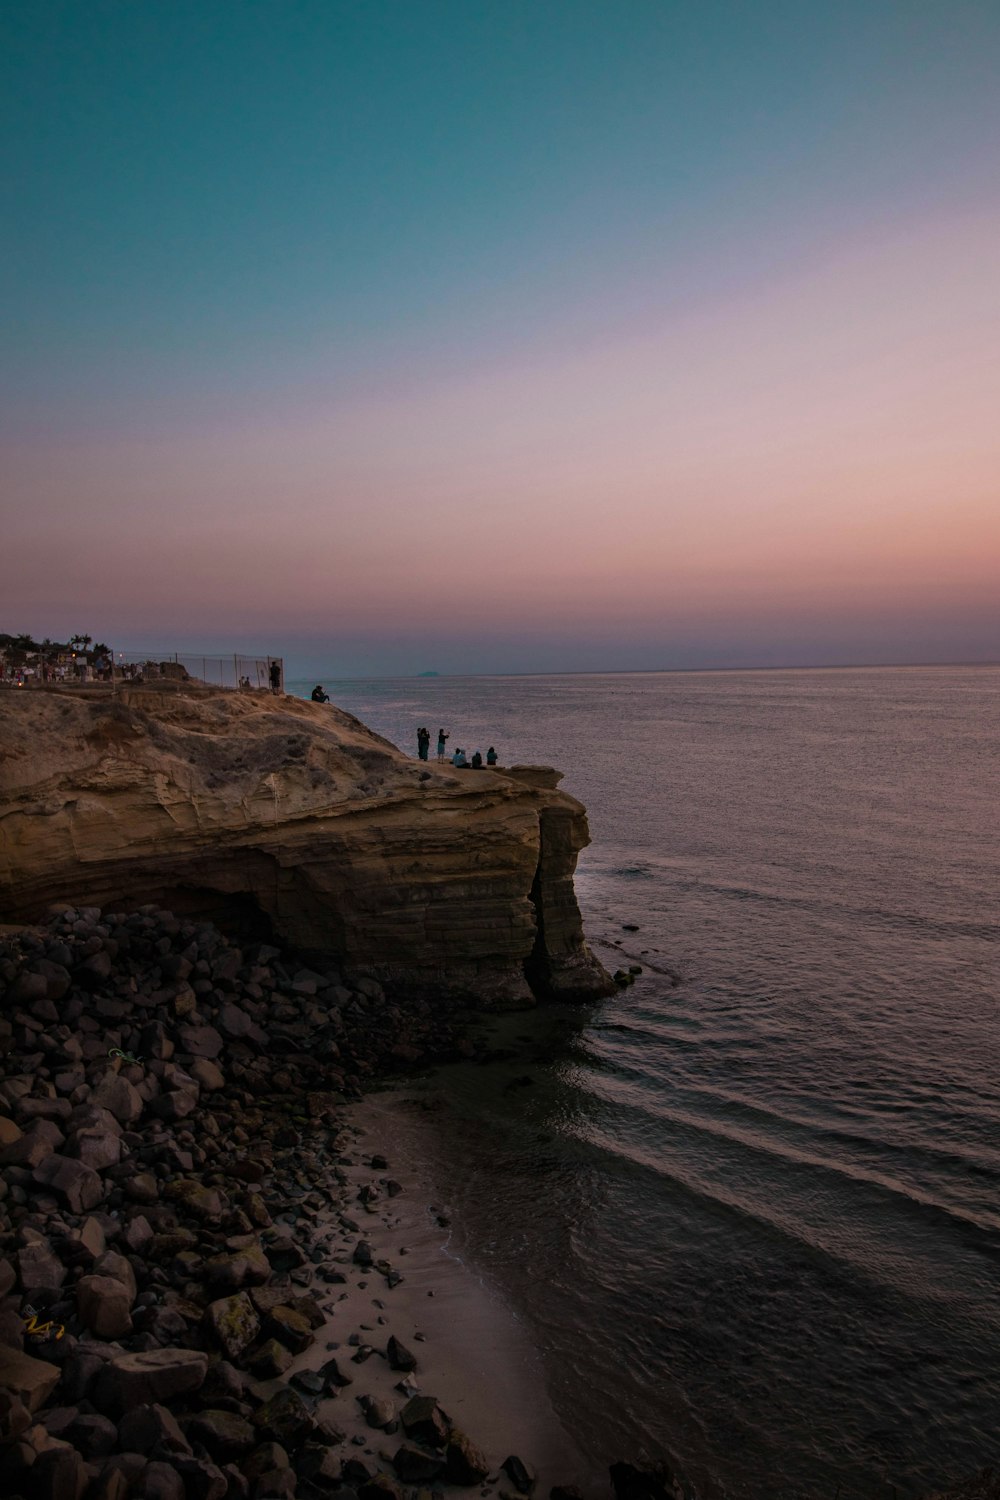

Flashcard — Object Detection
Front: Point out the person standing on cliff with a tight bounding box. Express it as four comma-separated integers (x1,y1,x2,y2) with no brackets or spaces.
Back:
436,728,449,760
269,661,281,695
417,726,430,761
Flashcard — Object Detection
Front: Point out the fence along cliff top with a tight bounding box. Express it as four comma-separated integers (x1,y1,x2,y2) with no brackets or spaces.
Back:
0,649,283,692
113,652,284,691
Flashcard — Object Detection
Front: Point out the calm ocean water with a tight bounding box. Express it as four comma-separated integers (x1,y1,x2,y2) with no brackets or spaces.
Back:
290,667,1000,1499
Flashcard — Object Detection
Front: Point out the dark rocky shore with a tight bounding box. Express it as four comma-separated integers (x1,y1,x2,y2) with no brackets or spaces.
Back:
0,903,642,1500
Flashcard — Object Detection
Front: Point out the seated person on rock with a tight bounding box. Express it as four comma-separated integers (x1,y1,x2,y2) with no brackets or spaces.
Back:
452,748,469,768
471,750,483,768
311,685,330,703
486,746,498,765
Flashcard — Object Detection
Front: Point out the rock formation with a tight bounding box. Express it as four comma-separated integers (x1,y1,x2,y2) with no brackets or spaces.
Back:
0,685,612,1008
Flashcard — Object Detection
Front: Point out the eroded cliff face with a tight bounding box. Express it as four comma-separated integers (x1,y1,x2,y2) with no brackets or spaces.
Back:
0,685,612,1008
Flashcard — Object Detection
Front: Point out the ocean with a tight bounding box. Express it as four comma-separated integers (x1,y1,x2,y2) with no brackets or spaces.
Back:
288,666,1000,1499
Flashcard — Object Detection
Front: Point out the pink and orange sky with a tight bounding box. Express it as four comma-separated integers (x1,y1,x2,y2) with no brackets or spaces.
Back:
4,3,999,675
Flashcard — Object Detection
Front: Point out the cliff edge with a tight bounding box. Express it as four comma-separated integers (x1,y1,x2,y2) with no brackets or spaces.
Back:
0,685,613,1008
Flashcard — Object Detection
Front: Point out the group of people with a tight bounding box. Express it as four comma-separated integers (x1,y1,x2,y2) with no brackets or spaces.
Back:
306,698,501,770
416,727,498,768
452,746,498,769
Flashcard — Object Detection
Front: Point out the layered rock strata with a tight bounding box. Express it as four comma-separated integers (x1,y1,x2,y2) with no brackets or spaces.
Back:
0,686,612,1008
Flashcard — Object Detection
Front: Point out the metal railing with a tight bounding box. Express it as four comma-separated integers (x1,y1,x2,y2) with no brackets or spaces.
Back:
112,652,284,692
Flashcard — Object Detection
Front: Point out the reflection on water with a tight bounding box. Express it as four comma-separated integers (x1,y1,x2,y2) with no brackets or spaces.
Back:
293,667,1000,1499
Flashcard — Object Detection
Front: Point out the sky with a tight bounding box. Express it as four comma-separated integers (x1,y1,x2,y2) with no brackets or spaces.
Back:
3,0,999,677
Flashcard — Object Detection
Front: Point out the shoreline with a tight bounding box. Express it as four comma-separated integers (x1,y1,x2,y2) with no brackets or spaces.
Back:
310,1092,599,1496
0,903,638,1500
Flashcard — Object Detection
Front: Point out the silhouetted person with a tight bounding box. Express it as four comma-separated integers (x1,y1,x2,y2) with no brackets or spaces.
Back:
436,728,449,760
417,726,431,761
487,746,498,766
269,661,281,694
311,685,330,703
471,750,483,768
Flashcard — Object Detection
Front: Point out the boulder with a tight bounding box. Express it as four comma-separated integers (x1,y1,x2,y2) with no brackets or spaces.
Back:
400,1395,450,1448
242,1443,291,1478
76,1274,133,1338
503,1455,537,1494
94,1250,138,1301
150,1089,199,1122
1,1118,63,1168
32,1153,103,1212
0,1389,31,1444
135,1460,186,1500
203,1293,261,1361
358,1475,403,1500
64,1412,119,1458
361,1395,395,1430
66,1216,107,1264
165,1178,225,1222
96,1347,209,1412
386,1335,416,1371
94,1455,148,1500
197,1360,246,1406
67,1127,122,1170
252,1386,314,1445
264,1304,313,1353
171,1456,228,1500
188,1058,226,1091
248,1340,292,1379
185,1409,257,1461
204,1246,271,1294
445,1430,490,1485
294,1444,343,1491
91,1073,144,1125
218,1003,252,1038
29,1445,89,1500
0,1346,61,1412
179,1025,224,1059
17,1240,67,1295
392,1444,444,1483
319,1355,353,1388
122,1215,153,1254
117,1403,192,1457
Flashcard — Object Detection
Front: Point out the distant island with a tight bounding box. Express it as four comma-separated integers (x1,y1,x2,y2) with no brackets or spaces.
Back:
417,669,440,676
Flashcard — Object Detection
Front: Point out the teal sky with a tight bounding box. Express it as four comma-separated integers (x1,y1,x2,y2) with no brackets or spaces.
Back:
4,1,999,674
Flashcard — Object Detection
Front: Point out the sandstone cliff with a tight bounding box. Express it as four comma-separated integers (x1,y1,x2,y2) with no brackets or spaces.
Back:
0,685,612,1008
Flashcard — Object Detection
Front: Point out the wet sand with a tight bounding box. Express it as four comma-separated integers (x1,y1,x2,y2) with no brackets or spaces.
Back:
282,1090,601,1496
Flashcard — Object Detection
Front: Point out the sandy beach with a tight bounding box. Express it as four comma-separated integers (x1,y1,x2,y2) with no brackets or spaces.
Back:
279,1091,599,1495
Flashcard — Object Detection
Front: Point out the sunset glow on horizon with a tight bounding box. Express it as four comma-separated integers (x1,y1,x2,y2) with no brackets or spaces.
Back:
4,2,999,676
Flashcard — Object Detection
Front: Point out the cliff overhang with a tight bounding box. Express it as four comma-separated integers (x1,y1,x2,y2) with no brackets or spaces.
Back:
0,685,613,1009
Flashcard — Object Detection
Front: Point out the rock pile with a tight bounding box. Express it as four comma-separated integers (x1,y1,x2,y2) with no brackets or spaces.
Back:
0,903,535,1500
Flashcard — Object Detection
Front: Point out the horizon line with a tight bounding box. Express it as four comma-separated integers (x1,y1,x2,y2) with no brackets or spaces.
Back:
287,658,1000,681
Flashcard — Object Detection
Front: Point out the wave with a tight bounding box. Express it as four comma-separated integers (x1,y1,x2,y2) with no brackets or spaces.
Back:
568,1081,1000,1267
668,875,1000,943
579,1035,1000,1183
